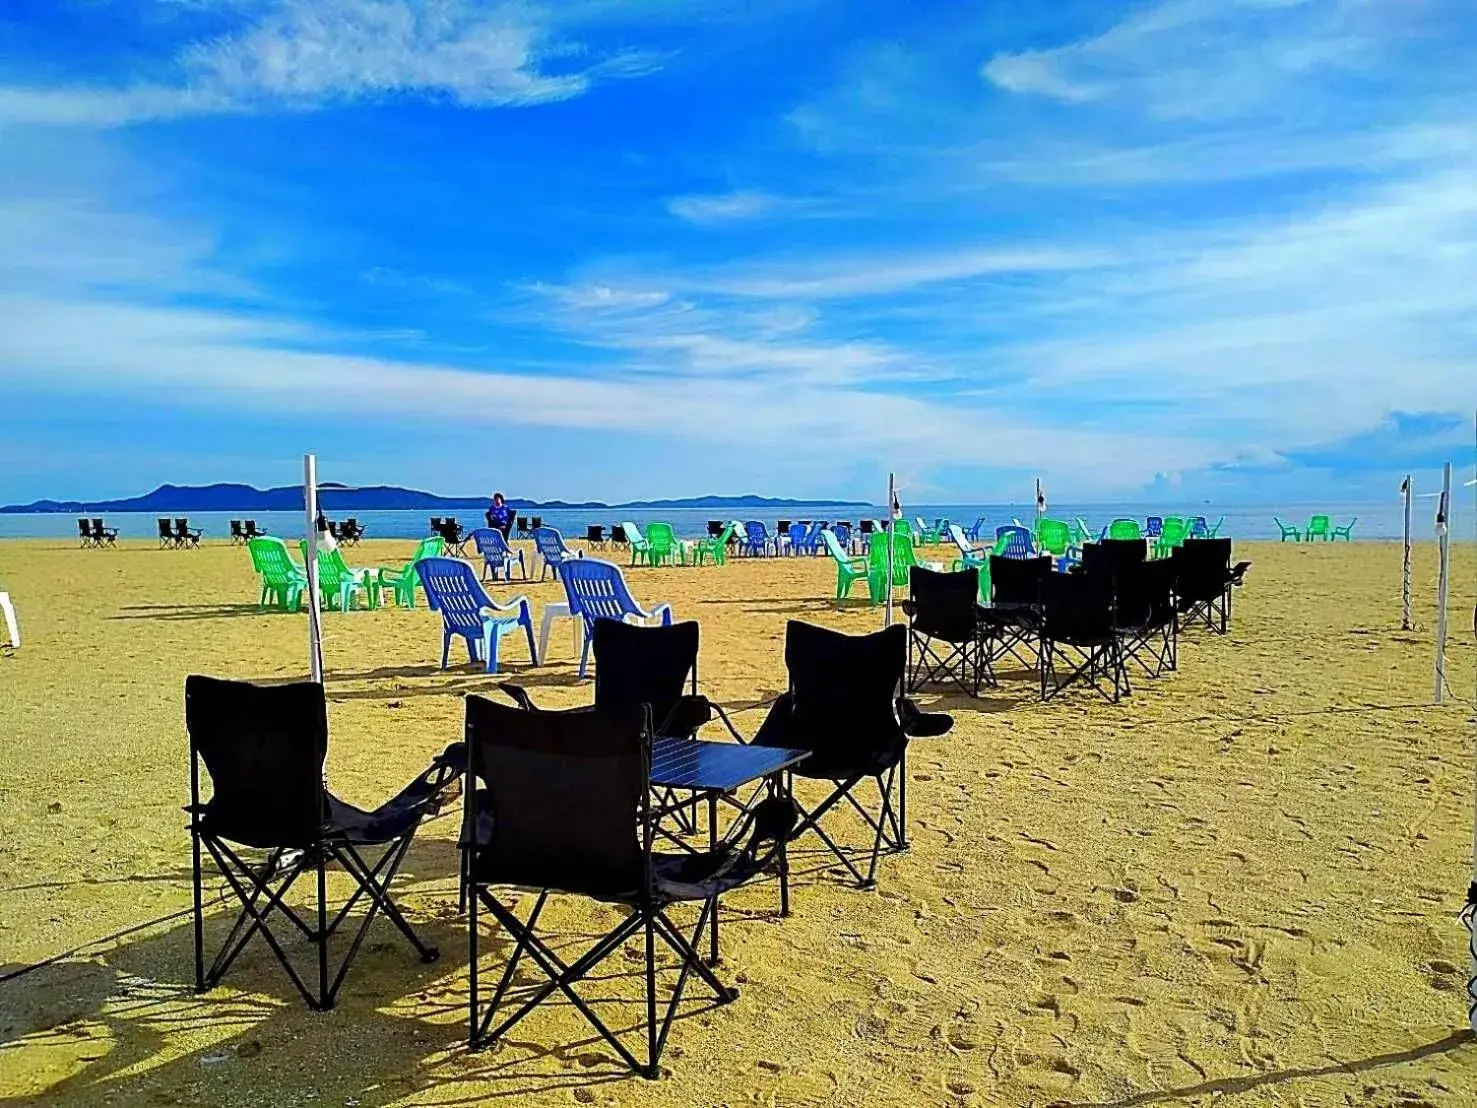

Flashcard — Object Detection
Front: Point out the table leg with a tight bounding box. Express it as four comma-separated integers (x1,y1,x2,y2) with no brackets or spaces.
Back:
708,792,719,965
774,772,791,917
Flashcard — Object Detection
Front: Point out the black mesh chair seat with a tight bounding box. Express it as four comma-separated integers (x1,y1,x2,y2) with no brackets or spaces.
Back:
186,677,460,1010
463,694,792,1077
749,621,952,889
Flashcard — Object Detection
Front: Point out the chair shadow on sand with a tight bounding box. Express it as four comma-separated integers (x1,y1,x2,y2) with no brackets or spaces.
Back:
109,603,268,622
0,831,749,1105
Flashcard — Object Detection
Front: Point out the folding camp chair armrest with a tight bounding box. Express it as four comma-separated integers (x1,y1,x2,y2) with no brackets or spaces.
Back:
498,682,539,711
706,699,750,743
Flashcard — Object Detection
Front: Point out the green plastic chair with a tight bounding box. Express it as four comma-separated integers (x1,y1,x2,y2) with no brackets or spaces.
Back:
248,537,306,612
823,528,868,599
1273,516,1301,542
1107,518,1142,540
1306,514,1331,541
1331,517,1356,541
691,521,738,566
1036,518,1080,569
620,521,650,566
644,522,684,567
866,530,921,604
1071,518,1094,546
377,536,445,607
893,518,914,546
299,541,381,611
1155,516,1189,558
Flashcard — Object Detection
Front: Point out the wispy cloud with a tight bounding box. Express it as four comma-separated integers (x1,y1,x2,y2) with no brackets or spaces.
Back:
667,190,809,224
0,0,657,128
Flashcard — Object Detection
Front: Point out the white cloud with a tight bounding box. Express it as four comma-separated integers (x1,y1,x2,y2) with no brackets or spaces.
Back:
0,0,656,128
667,191,785,224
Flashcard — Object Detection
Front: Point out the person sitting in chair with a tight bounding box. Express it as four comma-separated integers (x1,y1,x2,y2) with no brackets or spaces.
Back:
486,492,515,537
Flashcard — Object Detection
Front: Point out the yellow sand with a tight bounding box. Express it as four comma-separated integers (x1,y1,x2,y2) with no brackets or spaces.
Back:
1,537,1475,1106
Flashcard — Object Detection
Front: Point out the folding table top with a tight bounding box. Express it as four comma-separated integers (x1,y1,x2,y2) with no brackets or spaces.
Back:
650,737,807,793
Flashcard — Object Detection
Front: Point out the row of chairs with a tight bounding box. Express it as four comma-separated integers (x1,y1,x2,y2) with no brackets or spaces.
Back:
184,618,953,1075
226,520,270,544
76,517,118,548
907,538,1249,704
157,518,203,548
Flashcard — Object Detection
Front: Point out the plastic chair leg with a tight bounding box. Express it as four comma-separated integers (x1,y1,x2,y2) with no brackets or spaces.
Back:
0,592,18,648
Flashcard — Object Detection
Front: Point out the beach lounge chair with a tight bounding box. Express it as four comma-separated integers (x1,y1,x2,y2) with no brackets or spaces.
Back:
1305,514,1332,541
751,621,952,889
414,557,536,672
906,566,985,696
1332,517,1356,541
1106,518,1141,541
742,521,771,557
532,525,582,581
947,524,984,566
228,520,246,545
1145,516,1163,539
185,675,463,1010
249,537,307,612
158,518,178,549
299,540,381,611
0,590,18,649
537,557,674,677
174,518,203,548
621,521,651,565
823,527,869,600
691,521,738,566
377,536,445,608
1038,572,1129,703
994,525,1035,559
1273,516,1302,542
461,694,793,1075
470,527,526,583
644,522,686,567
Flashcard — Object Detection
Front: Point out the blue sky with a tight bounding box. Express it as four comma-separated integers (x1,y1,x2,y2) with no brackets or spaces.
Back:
1,0,1474,505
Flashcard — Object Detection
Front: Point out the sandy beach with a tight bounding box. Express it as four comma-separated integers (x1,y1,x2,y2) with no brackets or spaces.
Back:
1,536,1475,1107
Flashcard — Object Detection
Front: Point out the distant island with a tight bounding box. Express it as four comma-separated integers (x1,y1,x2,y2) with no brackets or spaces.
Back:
1,483,871,515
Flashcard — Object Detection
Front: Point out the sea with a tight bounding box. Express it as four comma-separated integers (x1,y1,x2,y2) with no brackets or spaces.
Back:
0,498,1469,543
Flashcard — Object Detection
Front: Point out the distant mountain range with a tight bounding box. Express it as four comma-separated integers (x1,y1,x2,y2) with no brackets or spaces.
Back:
0,483,870,514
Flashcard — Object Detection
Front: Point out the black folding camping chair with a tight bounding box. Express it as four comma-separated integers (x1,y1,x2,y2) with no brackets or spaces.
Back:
980,554,1051,673
1037,572,1130,703
158,518,178,549
185,676,463,1010
462,694,795,1076
1111,556,1178,678
750,621,952,889
905,565,986,695
1172,538,1248,634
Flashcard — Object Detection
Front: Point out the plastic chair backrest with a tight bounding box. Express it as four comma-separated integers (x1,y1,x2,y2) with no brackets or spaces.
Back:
947,524,973,555
1160,516,1190,546
646,522,677,556
558,558,644,627
1307,514,1330,536
994,525,1035,558
1188,516,1209,538
473,527,511,559
833,522,851,547
620,521,644,546
1038,519,1072,555
1108,518,1142,540
533,526,571,565
415,557,494,638
821,528,851,563
1145,516,1163,537
250,537,301,582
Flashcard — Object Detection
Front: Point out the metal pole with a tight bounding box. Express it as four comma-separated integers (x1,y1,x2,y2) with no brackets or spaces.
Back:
1468,416,1477,1033
1402,475,1413,631
885,473,896,628
304,453,324,684
1433,461,1451,704
1034,478,1044,534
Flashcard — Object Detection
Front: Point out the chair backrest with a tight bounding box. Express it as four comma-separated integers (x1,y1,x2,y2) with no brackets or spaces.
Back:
646,522,677,554
994,525,1034,558
947,524,973,555
515,516,528,534
1080,539,1147,580
776,519,791,535
244,519,260,536
185,676,328,849
174,519,191,538
619,521,643,546
158,518,173,538
465,694,648,898
229,520,244,537
1039,572,1115,644
414,557,498,638
558,557,646,626
893,519,913,539
909,566,980,642
706,520,725,537
783,621,905,762
532,526,571,564
1145,515,1164,535
585,524,604,543
592,619,698,726
1171,538,1233,600
821,528,851,563
1188,515,1209,538
744,520,768,548
1159,516,1190,547
249,537,300,581
1038,519,1073,555
1107,518,1142,540
409,535,445,563
610,524,628,544
787,521,808,547
78,519,91,537
530,516,543,529
989,554,1051,605
833,522,851,546
1307,514,1330,535
1114,557,1176,628
858,519,874,534
91,518,105,530
430,517,443,528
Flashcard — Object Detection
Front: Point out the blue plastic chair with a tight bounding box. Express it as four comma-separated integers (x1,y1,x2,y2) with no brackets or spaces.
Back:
1145,516,1164,538
538,558,673,678
532,525,582,582
742,520,771,557
832,521,852,553
793,522,823,556
413,557,536,673
994,525,1035,559
1186,516,1210,538
964,517,988,542
471,527,526,583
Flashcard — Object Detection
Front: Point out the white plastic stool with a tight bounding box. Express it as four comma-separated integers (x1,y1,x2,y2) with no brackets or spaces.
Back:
0,591,18,649
537,602,582,664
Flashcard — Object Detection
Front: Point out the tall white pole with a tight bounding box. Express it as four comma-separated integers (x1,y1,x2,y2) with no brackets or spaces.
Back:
304,453,324,684
885,472,896,628
1402,475,1413,631
1433,461,1451,704
1468,414,1477,1033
